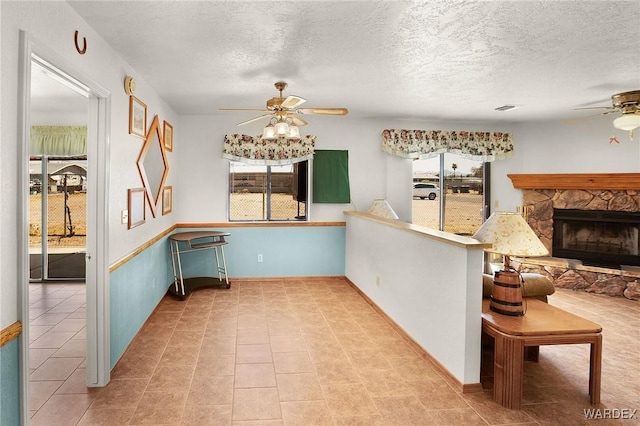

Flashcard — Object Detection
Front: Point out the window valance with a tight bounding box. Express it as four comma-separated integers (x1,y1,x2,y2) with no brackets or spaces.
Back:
30,126,87,156
382,129,513,162
223,134,315,165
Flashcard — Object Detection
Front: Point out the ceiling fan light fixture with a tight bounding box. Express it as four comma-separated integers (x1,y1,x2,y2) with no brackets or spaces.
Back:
262,123,276,139
275,120,289,136
287,125,300,139
613,113,640,131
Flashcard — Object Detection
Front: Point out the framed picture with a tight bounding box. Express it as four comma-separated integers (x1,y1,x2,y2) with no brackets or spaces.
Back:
162,185,172,215
129,95,147,138
163,120,173,152
128,188,146,229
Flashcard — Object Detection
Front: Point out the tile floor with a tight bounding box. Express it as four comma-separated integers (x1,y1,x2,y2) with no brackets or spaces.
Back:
28,278,640,425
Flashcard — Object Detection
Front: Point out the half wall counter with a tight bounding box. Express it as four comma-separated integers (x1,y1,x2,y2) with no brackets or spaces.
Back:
343,211,490,391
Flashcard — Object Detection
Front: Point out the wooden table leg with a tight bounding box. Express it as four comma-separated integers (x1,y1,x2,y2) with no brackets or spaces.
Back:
493,334,525,409
525,346,539,362
589,334,602,405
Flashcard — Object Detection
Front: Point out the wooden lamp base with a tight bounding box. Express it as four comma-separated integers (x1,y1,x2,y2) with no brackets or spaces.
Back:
490,269,524,316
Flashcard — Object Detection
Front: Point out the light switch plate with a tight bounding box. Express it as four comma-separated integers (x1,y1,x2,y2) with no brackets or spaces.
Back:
121,210,128,224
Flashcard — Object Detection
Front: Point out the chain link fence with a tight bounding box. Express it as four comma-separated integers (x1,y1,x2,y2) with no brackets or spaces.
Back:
30,159,87,249
412,178,484,236
229,163,306,221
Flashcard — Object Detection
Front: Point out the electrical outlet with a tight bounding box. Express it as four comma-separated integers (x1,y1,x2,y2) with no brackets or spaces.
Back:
494,200,499,208
121,210,128,224
376,276,381,287
257,254,263,263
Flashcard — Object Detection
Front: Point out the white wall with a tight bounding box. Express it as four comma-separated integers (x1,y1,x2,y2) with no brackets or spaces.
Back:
0,1,177,328
491,117,640,212
175,112,640,228
175,115,394,223
345,213,485,385
174,114,519,224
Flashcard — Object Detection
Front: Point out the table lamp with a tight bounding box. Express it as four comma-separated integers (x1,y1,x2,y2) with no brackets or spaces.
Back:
472,211,549,315
367,199,399,220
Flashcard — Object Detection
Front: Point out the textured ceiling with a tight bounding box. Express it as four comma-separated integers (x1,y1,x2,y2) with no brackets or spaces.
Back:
68,0,640,125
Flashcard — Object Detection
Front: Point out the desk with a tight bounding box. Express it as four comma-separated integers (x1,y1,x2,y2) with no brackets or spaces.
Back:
169,231,231,299
482,298,602,410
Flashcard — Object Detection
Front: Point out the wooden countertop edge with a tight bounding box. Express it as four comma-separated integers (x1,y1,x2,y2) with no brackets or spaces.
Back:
343,211,490,250
1,321,22,348
110,222,347,272
175,222,345,228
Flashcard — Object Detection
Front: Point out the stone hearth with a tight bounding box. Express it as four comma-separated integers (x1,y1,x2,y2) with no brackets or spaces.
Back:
508,173,640,300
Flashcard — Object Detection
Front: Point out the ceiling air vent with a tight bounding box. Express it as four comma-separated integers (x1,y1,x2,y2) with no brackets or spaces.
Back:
495,104,519,112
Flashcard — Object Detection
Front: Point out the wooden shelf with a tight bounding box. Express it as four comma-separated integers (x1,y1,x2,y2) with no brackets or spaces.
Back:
507,173,640,190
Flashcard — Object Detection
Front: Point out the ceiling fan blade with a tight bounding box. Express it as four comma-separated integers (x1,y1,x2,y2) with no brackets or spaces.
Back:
289,115,308,126
237,114,273,126
296,108,349,115
563,110,618,124
220,108,270,112
280,95,306,109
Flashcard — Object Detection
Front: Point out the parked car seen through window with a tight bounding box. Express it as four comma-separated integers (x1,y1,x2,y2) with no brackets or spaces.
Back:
412,183,439,200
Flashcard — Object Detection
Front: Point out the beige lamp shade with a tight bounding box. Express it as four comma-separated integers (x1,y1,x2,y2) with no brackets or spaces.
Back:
472,211,549,257
367,199,399,220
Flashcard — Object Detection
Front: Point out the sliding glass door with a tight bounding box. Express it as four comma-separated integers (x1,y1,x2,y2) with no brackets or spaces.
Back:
412,153,489,236
29,156,87,280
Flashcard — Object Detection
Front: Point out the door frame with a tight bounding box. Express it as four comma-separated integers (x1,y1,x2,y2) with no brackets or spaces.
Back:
17,31,111,420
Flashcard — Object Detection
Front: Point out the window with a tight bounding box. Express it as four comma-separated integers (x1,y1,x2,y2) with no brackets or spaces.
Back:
228,161,307,221
412,153,489,236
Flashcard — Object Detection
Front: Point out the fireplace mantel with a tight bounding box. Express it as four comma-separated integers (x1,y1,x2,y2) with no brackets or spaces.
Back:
508,173,640,190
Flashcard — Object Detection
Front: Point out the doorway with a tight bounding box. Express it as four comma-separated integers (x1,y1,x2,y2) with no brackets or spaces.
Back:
29,59,88,281
19,35,111,421
27,57,91,419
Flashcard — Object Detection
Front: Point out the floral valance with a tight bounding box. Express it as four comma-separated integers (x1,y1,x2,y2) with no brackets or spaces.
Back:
381,129,513,162
30,126,87,156
223,134,315,165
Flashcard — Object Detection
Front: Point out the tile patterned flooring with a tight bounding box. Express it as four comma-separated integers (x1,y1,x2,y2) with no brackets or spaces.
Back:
28,278,640,425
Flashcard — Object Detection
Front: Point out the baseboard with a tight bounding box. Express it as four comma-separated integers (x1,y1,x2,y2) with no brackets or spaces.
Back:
230,276,345,282
344,277,483,394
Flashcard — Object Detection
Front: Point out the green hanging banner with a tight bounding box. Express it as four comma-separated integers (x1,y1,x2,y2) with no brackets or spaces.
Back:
312,150,351,203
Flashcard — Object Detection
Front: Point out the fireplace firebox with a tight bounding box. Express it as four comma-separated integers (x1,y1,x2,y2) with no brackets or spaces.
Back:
552,209,640,268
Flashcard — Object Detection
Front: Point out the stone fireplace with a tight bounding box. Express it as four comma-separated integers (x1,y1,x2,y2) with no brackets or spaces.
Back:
552,208,640,268
507,173,640,300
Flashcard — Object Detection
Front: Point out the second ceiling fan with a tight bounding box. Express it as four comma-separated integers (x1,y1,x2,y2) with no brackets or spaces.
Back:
568,90,640,139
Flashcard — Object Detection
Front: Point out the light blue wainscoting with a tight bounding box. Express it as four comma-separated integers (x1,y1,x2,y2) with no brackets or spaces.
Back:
109,237,171,369
176,225,346,278
0,338,20,426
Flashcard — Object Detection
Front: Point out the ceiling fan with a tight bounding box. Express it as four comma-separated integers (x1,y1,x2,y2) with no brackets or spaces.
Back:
220,81,348,138
568,90,640,139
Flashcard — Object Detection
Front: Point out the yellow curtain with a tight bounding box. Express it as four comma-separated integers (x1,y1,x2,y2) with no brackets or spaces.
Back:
30,126,87,156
